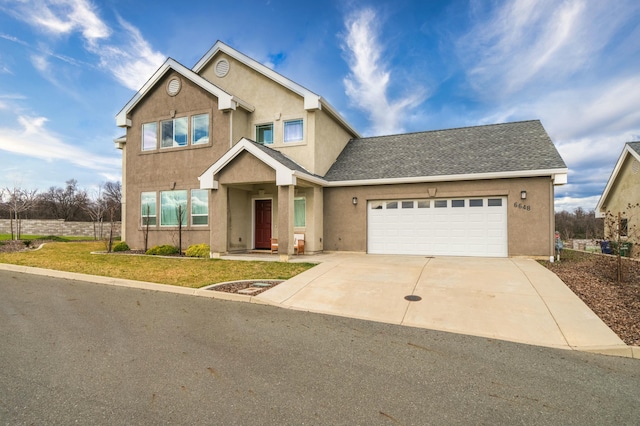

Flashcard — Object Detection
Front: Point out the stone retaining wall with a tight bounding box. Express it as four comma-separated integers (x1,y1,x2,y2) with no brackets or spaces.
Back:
0,219,121,239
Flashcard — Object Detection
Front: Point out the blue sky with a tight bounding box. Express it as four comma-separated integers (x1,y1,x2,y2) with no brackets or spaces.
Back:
1,0,639,212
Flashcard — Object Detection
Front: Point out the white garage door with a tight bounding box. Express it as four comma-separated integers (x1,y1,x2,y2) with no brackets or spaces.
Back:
367,197,508,257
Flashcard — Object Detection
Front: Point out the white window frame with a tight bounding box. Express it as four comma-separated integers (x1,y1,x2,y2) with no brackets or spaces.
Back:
160,116,188,148
191,189,209,226
256,122,274,145
142,122,157,151
294,197,306,228
160,190,188,226
283,119,303,143
191,113,210,145
141,192,157,226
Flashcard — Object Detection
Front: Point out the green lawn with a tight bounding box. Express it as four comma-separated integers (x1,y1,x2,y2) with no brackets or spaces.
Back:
0,241,315,288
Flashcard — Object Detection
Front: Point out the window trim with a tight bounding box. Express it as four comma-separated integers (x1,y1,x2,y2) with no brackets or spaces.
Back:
191,189,209,226
141,192,157,226
160,190,188,227
294,197,306,228
283,119,304,143
256,122,274,145
142,122,158,151
191,113,210,145
160,116,188,149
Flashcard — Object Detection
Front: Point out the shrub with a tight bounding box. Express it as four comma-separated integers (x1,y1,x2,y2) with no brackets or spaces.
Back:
186,243,210,258
112,241,130,252
146,244,179,256
42,235,70,242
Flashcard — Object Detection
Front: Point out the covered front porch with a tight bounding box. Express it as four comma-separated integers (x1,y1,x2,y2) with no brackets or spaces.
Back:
198,138,324,261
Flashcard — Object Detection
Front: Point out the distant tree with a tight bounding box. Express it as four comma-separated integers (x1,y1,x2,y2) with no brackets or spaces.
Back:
1,185,38,240
40,179,90,221
83,184,108,240
103,181,122,252
555,209,603,240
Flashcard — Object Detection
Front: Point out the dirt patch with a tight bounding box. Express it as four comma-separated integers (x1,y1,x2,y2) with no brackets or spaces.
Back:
542,250,640,346
0,240,47,253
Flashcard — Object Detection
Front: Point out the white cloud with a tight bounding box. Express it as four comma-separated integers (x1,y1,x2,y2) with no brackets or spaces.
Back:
0,115,120,172
341,7,427,136
6,0,165,91
459,0,639,99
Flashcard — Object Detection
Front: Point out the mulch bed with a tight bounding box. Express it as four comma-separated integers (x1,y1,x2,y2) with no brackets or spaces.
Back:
0,240,47,253
542,250,640,346
207,280,284,295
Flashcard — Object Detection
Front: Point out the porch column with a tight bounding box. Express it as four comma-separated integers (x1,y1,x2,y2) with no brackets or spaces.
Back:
209,185,228,257
277,185,295,262
312,186,323,252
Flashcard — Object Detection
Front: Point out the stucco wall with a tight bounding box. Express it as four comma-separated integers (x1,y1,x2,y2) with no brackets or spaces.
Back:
122,70,228,250
0,219,121,238
323,177,555,257
601,155,640,238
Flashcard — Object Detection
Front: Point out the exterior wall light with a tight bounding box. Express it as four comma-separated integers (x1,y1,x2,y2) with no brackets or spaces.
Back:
520,190,527,200
352,196,358,205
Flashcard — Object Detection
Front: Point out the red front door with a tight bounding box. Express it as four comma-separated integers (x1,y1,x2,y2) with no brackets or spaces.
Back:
254,200,272,249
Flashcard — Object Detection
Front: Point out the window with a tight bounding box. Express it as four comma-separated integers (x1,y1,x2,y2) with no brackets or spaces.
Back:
284,119,303,143
417,200,430,208
488,198,503,207
434,200,447,208
161,117,188,148
256,123,273,145
370,201,383,210
469,199,483,207
620,218,629,237
294,197,306,227
141,192,156,225
452,200,465,208
191,114,209,145
402,201,414,209
142,122,157,151
386,201,398,209
191,189,209,226
160,190,187,226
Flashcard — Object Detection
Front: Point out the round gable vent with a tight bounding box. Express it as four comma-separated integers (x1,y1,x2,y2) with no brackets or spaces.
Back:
214,59,230,78
167,78,181,96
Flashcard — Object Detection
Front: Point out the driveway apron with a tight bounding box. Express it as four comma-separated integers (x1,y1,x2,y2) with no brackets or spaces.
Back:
258,254,628,354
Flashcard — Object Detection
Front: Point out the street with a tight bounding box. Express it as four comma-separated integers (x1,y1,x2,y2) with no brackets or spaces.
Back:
1,270,639,425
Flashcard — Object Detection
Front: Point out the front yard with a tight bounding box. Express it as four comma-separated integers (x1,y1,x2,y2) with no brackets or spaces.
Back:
0,240,315,288
541,250,640,346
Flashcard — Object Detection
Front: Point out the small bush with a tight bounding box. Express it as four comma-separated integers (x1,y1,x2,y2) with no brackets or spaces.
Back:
42,235,70,242
146,244,179,256
186,243,210,258
113,241,130,252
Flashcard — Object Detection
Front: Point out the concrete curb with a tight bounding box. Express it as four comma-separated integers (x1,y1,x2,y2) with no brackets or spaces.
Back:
0,263,272,306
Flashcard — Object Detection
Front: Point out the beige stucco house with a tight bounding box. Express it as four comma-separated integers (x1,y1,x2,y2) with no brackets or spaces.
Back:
596,142,640,242
115,41,568,260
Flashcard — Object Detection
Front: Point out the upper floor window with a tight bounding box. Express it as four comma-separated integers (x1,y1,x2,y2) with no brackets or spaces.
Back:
161,117,188,148
191,114,209,145
256,123,273,145
142,122,157,151
284,119,303,143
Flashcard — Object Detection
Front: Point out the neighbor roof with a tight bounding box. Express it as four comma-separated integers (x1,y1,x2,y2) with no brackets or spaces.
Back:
595,141,640,216
324,120,567,183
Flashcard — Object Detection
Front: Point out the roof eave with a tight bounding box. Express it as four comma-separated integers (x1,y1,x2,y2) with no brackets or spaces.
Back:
595,143,640,215
325,168,569,187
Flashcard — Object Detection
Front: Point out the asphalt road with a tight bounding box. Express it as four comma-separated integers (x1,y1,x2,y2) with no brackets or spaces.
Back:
1,270,639,425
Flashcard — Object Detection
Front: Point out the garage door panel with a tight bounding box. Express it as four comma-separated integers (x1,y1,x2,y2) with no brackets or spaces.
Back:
368,197,507,257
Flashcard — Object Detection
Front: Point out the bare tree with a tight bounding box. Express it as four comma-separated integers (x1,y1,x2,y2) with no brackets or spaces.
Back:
101,181,122,253
83,184,107,240
40,179,89,221
603,203,639,283
1,185,38,240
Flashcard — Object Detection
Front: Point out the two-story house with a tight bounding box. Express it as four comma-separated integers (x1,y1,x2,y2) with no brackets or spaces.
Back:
115,41,568,260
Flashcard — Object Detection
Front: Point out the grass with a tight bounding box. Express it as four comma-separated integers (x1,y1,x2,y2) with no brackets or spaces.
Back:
0,241,316,288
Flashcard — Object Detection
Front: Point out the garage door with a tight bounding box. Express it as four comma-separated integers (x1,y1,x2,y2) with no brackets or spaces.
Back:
367,197,508,257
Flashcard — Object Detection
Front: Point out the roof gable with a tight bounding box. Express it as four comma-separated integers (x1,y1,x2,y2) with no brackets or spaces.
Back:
596,141,640,215
193,41,360,138
115,58,254,127
324,120,568,184
198,138,321,189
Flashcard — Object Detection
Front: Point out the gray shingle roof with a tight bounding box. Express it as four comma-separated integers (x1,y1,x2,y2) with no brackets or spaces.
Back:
628,141,640,155
324,120,567,182
248,139,324,179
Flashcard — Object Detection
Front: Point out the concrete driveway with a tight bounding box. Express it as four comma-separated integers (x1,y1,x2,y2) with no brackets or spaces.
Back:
258,254,632,356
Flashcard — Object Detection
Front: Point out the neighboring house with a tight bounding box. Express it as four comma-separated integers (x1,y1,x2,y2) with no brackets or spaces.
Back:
115,41,568,260
596,142,640,240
